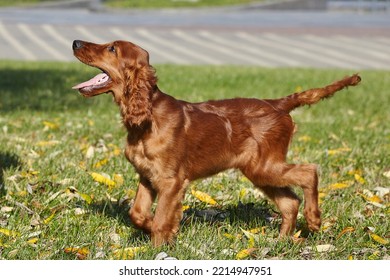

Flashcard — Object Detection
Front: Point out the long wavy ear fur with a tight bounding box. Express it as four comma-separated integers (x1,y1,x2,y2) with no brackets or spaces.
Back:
122,65,158,127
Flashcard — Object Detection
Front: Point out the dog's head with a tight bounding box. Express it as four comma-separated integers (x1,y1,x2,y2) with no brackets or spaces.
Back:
72,40,153,98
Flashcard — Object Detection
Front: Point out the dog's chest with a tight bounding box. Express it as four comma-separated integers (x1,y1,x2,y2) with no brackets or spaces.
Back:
124,139,167,182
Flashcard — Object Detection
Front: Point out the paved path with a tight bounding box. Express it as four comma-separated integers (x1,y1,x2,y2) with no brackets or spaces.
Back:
0,6,389,69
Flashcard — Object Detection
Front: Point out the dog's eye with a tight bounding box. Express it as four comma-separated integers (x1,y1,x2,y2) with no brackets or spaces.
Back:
108,46,116,53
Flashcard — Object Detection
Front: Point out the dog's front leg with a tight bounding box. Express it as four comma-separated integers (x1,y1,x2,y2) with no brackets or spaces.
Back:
129,177,156,234
151,178,188,247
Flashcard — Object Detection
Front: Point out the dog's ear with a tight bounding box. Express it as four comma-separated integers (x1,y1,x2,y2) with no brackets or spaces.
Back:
123,65,157,127
118,42,158,127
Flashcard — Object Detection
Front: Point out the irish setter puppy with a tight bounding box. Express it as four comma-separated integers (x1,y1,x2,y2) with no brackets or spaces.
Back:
72,40,361,247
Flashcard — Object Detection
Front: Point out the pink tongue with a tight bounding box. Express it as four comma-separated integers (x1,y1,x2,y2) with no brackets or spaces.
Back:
72,73,109,89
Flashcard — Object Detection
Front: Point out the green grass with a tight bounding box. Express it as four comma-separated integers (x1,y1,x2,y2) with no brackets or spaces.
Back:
0,61,389,260
0,0,50,7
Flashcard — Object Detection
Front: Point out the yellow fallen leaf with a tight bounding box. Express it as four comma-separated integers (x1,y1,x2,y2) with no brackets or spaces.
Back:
327,147,351,156
79,192,93,204
337,227,355,239
191,189,217,205
354,174,366,184
368,250,380,260
249,228,262,234
236,248,256,260
126,189,136,199
239,188,249,200
90,172,116,188
298,135,311,142
240,228,257,247
318,192,327,204
94,158,109,169
223,233,236,240
113,174,124,187
359,192,383,204
348,255,353,260
36,140,60,147
0,228,20,237
321,217,337,232
108,144,122,156
27,237,39,244
293,230,302,239
182,205,190,211
239,176,250,183
64,247,90,259
366,195,382,203
240,227,260,238
43,211,56,224
383,170,390,178
20,170,39,178
112,247,146,260
16,190,28,197
329,181,353,190
79,161,87,170
42,121,59,130
370,233,389,245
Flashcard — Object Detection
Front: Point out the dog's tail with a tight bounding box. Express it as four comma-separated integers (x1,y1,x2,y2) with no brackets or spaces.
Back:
274,74,361,113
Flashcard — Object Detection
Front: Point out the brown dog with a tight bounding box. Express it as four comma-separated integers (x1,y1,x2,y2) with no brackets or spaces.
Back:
72,40,361,246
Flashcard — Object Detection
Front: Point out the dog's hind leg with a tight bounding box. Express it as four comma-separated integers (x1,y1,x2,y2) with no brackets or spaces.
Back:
280,163,321,232
257,186,301,235
242,162,321,235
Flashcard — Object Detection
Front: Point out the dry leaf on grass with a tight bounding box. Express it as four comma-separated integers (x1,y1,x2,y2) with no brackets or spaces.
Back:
358,189,385,208
43,211,57,224
354,174,366,184
112,247,146,260
90,172,116,188
42,121,59,130
326,147,351,156
328,181,354,190
0,228,20,237
191,188,217,205
313,244,336,253
36,140,61,147
337,227,355,239
93,158,109,169
236,248,257,260
64,247,90,260
369,233,389,245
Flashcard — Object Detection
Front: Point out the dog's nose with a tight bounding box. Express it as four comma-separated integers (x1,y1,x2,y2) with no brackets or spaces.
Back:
72,40,83,50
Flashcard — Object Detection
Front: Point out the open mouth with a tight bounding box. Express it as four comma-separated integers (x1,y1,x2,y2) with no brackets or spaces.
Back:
72,71,111,95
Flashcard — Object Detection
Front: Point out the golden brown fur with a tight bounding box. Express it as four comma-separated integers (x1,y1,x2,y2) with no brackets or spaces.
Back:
72,40,361,246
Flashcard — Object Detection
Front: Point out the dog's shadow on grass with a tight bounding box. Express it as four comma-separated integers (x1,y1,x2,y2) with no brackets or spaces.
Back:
89,199,133,227
0,152,22,197
90,198,277,233
182,201,277,229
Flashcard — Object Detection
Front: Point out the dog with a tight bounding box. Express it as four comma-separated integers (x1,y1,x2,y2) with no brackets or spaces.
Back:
72,39,361,246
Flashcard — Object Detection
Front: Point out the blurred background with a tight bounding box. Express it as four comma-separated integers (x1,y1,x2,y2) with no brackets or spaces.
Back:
0,0,389,69
0,2,389,262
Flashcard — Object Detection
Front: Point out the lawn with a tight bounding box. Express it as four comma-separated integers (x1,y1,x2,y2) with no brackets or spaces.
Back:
0,61,389,260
